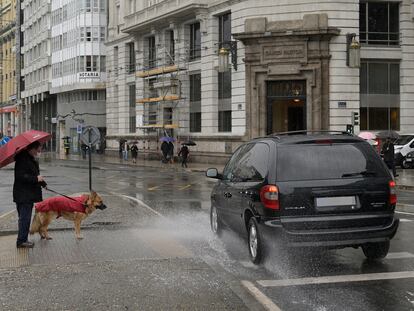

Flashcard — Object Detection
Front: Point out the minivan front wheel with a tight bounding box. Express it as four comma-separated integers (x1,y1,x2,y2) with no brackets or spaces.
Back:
362,241,390,260
210,206,222,236
248,218,264,264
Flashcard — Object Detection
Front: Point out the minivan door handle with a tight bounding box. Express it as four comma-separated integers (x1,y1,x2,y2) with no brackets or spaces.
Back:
224,192,232,198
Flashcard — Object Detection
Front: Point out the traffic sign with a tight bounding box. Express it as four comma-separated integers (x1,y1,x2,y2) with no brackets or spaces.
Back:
80,126,101,146
76,124,83,134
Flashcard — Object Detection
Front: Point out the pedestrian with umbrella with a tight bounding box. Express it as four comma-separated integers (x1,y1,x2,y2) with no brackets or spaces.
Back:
381,137,398,177
178,144,190,168
131,142,138,164
0,130,51,248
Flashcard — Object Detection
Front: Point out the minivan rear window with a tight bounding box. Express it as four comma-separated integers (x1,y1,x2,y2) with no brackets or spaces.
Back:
277,142,388,181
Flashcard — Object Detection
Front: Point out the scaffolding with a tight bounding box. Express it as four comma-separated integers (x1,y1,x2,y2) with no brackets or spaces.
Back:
136,45,190,136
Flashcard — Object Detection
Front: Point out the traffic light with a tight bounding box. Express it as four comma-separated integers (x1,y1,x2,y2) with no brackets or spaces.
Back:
352,111,360,126
346,124,354,134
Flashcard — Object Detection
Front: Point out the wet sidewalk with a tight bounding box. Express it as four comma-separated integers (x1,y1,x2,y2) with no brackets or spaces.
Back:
47,152,225,173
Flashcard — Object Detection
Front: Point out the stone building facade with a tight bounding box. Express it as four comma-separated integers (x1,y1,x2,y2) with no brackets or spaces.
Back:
0,0,18,137
106,0,414,163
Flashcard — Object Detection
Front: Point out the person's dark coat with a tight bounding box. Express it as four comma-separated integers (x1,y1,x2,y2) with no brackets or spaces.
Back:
131,144,138,158
13,151,43,204
161,141,169,156
178,146,189,159
382,141,395,163
168,142,174,156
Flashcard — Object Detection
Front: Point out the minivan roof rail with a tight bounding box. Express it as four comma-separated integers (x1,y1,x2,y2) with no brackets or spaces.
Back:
269,130,354,139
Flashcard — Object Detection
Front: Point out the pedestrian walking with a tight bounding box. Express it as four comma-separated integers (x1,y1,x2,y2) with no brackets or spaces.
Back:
131,143,138,164
81,143,88,159
168,141,174,164
178,145,190,168
13,141,46,248
119,141,123,159
381,138,397,177
161,141,169,163
122,142,129,161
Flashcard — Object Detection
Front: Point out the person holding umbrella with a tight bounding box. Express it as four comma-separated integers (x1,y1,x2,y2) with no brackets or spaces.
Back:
131,142,138,164
13,141,46,248
0,130,51,248
382,137,398,177
178,144,190,168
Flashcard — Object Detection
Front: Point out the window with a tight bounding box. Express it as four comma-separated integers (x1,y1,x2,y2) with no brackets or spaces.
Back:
277,143,387,181
86,27,92,41
147,36,156,69
360,61,400,130
219,12,231,46
129,84,136,133
167,30,175,64
86,56,92,71
360,2,399,46
189,23,201,61
127,42,136,74
113,46,119,75
100,27,106,42
218,71,232,132
100,56,106,72
189,73,201,132
231,144,269,182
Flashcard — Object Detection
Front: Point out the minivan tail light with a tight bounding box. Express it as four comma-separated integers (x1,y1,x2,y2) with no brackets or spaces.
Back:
389,180,397,205
260,185,280,210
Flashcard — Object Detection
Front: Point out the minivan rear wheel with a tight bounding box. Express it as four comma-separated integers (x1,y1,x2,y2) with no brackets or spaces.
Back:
362,241,390,260
248,218,264,264
210,206,222,237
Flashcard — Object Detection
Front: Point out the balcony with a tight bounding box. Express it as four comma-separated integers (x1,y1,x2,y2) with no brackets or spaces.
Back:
122,0,208,33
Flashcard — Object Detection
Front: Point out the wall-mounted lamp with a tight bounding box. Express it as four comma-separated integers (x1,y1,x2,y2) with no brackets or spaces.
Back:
217,41,237,72
346,33,361,68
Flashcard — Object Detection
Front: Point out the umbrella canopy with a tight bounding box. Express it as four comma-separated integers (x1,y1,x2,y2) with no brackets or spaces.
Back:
182,141,196,146
0,130,51,168
358,132,376,140
160,137,175,142
377,130,399,140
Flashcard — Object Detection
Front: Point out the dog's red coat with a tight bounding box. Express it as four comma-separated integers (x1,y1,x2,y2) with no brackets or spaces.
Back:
35,196,88,214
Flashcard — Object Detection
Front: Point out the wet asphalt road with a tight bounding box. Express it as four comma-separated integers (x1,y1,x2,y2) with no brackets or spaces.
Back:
1,160,414,310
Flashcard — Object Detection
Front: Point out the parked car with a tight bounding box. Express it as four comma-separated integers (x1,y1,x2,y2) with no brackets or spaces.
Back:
207,131,399,264
402,151,414,169
394,134,414,168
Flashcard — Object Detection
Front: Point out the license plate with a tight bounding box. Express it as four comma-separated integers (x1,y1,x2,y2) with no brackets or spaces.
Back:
406,158,413,162
315,196,356,207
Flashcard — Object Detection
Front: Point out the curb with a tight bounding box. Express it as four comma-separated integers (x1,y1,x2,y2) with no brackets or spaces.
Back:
396,185,414,191
0,223,129,237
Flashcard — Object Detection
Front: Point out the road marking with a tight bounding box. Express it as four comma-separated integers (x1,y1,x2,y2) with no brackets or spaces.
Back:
400,218,413,222
0,210,15,220
258,271,414,288
396,211,414,216
147,186,159,191
241,280,283,311
387,252,414,259
118,194,164,218
178,184,192,190
398,204,414,209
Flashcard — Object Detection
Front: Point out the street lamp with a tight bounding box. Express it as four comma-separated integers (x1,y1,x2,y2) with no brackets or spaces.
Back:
217,41,238,72
346,33,361,68
218,47,230,73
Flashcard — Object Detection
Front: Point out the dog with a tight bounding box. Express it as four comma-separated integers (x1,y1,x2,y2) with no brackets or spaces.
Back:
30,191,106,240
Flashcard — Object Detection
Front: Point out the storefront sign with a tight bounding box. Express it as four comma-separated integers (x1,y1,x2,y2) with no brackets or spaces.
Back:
0,106,17,114
78,72,100,79
263,44,305,61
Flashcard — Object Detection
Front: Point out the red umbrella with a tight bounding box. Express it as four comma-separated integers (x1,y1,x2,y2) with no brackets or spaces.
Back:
0,130,52,168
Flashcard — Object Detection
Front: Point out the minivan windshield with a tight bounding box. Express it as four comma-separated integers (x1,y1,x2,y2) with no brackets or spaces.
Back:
277,142,388,181
395,135,414,145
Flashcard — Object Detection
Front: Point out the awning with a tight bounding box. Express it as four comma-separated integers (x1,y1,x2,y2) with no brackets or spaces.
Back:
0,106,17,113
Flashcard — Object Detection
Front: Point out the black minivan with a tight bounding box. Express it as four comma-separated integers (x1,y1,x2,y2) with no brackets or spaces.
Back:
206,132,399,264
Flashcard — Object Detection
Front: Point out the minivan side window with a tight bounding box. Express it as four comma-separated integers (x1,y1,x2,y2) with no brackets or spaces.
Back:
222,146,246,181
231,143,270,182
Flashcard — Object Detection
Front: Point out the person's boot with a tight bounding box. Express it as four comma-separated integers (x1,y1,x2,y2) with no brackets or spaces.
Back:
17,241,35,248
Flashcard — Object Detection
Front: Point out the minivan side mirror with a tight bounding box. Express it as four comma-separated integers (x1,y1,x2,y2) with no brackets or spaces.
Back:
206,168,222,179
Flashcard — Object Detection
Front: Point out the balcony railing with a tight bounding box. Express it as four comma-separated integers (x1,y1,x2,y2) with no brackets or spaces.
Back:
123,0,207,33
